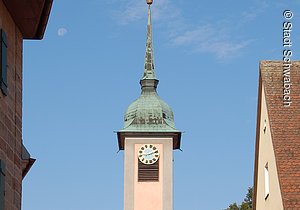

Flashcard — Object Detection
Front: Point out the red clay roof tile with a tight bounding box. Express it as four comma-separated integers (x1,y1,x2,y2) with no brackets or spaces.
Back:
260,61,300,209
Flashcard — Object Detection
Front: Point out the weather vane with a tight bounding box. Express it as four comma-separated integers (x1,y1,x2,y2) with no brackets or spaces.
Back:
146,0,153,5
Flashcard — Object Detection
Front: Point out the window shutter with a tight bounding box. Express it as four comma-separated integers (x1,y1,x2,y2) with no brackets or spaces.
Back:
0,29,8,96
0,160,5,210
138,159,159,182
264,163,269,199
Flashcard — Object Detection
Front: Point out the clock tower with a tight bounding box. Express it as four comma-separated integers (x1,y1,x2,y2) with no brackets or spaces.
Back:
117,1,181,210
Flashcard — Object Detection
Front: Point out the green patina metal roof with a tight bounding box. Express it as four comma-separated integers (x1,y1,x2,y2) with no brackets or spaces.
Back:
142,5,155,80
120,5,178,132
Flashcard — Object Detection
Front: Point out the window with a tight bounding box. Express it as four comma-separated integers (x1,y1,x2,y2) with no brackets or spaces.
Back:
138,159,159,182
0,29,8,96
263,119,267,134
264,162,270,199
0,160,5,210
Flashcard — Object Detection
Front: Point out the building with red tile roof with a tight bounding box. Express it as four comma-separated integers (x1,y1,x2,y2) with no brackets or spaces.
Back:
253,61,300,209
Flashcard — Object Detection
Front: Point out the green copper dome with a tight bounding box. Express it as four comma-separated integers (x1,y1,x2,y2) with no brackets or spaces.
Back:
117,3,181,151
121,5,177,132
122,79,177,132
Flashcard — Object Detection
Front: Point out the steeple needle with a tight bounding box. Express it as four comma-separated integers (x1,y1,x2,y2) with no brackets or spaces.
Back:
142,1,156,80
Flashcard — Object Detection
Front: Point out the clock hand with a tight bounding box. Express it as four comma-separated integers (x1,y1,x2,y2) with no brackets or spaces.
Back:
143,151,155,156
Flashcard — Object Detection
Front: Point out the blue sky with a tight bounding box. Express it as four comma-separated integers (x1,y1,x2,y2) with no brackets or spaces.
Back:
22,1,300,210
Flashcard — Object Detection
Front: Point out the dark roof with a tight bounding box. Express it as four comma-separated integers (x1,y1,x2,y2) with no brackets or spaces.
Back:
3,0,53,39
21,144,35,179
254,61,300,209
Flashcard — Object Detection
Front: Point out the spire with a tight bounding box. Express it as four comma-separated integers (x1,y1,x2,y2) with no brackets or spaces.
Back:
142,2,156,80
117,0,181,151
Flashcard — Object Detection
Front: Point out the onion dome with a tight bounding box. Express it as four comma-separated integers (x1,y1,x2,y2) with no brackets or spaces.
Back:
121,5,177,132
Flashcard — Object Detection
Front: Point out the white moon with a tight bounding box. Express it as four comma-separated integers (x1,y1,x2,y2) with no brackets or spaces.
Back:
57,28,67,37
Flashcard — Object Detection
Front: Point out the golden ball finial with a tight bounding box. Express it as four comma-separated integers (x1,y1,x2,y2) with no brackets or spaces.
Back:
146,0,153,5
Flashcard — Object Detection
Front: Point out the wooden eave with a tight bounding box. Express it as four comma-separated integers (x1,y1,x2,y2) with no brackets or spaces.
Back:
3,0,53,39
117,131,182,151
253,68,263,210
21,144,36,179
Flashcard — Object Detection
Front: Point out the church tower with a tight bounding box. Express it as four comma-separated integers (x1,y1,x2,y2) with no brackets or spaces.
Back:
117,1,181,210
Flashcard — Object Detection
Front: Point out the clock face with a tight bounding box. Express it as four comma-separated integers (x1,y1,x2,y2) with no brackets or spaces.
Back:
138,144,160,165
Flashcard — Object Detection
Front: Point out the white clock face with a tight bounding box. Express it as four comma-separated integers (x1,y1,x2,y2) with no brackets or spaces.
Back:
138,144,160,165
